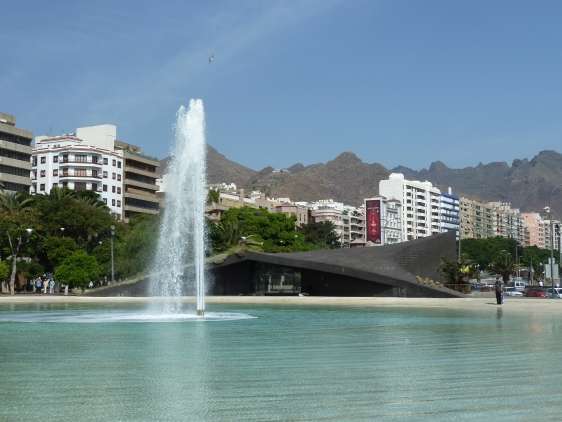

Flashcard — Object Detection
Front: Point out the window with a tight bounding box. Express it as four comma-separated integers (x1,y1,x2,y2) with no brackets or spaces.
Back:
112,159,116,166
62,154,68,163
32,157,37,166
112,186,116,193
40,170,46,177
62,182,68,188
92,183,98,192
117,200,121,207
103,198,107,204
92,156,98,164
103,158,108,165
76,154,87,163
103,171,108,178
53,169,58,176
75,169,87,177
92,170,98,178
117,187,121,194
117,161,122,169
53,156,58,163
112,173,116,180
112,199,116,206
40,156,46,164
40,184,45,191
117,174,121,181
52,183,58,188
103,184,108,192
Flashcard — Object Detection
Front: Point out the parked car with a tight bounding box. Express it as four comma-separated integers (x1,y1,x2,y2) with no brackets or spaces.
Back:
545,288,562,298
504,287,523,297
509,280,527,291
525,288,548,298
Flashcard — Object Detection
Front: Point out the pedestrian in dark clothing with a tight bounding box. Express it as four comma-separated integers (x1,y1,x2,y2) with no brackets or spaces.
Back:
495,277,503,305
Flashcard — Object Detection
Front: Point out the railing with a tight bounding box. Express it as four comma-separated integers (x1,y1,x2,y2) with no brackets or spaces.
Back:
60,174,102,179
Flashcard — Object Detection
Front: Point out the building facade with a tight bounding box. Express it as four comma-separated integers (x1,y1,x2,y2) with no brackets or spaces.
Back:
0,112,32,193
114,141,160,220
364,196,402,246
379,173,442,241
439,189,460,236
32,125,159,220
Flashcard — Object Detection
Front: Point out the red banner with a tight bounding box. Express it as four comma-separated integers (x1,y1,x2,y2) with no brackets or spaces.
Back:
366,199,382,244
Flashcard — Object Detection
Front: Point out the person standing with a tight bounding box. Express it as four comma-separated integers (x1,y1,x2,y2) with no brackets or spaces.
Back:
495,276,503,305
49,279,55,294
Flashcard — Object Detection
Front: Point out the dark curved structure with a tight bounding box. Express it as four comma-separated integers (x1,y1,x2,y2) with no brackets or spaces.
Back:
212,231,462,298
87,231,462,298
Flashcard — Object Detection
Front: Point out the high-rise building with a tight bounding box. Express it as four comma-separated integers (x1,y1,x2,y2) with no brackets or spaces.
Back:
0,112,32,193
379,173,442,241
459,198,496,239
522,212,546,249
439,188,460,236
114,141,160,221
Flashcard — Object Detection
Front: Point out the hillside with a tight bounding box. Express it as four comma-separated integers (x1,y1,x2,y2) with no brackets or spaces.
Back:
161,147,562,216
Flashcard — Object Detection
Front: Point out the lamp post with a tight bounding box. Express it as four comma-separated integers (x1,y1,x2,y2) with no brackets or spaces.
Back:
110,225,115,284
544,207,555,297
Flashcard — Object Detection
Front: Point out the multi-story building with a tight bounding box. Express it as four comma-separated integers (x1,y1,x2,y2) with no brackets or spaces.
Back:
32,126,124,218
522,212,546,249
544,219,561,252
310,200,346,245
364,197,402,246
439,188,460,236
459,198,496,239
274,202,309,227
32,124,159,220
488,202,525,243
114,141,160,221
379,173,441,241
0,112,32,193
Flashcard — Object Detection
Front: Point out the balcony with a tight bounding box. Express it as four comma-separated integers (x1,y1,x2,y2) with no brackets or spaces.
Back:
60,173,102,180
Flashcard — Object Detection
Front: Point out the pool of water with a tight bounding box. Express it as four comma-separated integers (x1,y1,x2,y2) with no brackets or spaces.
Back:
1,303,561,421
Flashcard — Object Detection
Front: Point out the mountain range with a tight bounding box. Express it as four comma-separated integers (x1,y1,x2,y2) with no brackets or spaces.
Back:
160,147,562,217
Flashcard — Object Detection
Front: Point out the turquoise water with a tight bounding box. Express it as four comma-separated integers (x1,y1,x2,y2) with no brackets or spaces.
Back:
1,303,562,421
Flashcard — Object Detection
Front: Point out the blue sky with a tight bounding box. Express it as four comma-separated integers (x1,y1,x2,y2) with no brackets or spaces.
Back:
2,0,562,170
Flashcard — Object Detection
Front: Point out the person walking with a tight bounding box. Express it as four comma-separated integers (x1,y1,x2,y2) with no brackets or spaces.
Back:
36,278,42,294
495,276,503,305
49,279,55,295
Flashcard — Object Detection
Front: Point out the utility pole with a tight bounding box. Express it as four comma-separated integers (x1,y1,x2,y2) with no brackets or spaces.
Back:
110,224,115,284
545,207,555,297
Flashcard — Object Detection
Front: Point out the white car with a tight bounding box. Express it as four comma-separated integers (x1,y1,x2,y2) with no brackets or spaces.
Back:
545,288,562,298
504,287,523,296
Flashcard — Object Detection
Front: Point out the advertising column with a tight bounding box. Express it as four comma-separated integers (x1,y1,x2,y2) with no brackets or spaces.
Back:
365,198,382,245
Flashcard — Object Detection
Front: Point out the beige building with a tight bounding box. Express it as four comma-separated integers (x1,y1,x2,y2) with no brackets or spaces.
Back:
461,198,527,244
0,112,32,193
460,198,496,239
115,141,160,221
275,203,309,227
522,212,546,248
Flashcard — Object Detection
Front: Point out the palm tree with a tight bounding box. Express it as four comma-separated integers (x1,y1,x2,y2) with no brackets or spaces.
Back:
0,192,35,294
490,250,516,283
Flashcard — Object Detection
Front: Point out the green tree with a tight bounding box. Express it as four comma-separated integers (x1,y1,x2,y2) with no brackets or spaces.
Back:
0,260,9,293
440,256,477,292
211,207,312,253
113,215,159,279
299,221,340,249
0,192,37,294
43,236,79,270
460,237,517,269
55,250,101,289
207,188,220,205
490,250,516,282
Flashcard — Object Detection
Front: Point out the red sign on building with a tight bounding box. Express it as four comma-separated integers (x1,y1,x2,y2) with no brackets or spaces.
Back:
365,199,382,244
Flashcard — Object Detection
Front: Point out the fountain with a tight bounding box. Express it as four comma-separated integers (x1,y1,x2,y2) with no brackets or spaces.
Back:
150,99,207,315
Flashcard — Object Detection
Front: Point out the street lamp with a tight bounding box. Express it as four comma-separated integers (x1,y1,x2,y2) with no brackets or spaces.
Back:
110,225,115,284
544,206,555,297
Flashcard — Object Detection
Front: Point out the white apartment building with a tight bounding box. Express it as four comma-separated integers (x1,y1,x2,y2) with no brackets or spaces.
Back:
31,125,125,219
379,173,441,241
